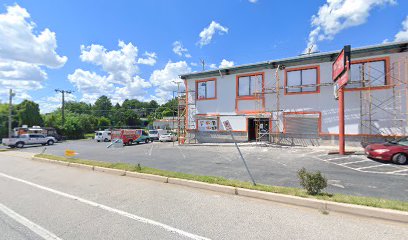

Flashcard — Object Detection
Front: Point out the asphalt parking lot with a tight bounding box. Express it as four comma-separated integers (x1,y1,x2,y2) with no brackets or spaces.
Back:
8,139,408,201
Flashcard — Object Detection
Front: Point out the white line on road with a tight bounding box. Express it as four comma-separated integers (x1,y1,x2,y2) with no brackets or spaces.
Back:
177,145,186,159
355,164,387,170
387,169,408,174
325,156,350,161
0,172,210,240
0,202,62,240
339,160,371,165
148,143,154,156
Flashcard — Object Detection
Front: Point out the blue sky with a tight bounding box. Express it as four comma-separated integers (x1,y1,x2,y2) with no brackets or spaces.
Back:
0,0,407,112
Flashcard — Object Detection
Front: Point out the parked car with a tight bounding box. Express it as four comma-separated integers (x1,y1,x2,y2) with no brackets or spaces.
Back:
111,129,151,146
148,129,168,141
159,132,178,142
365,137,408,164
2,134,56,148
95,130,111,142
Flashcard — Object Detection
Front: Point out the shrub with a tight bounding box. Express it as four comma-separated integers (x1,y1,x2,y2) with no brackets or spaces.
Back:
297,168,327,195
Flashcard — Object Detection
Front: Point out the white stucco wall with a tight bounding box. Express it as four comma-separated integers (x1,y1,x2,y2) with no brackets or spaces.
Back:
185,51,408,137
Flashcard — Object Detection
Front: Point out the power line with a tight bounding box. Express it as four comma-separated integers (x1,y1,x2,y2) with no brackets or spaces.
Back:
55,89,74,126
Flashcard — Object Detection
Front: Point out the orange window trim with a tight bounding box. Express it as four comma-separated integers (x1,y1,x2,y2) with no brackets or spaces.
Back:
283,111,322,134
235,72,265,113
235,72,265,99
344,56,391,92
196,78,217,101
284,65,320,95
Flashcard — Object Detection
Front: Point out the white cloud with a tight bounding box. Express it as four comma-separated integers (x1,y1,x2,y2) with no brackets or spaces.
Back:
395,16,408,42
0,4,67,67
198,21,229,47
38,92,77,113
209,63,217,69
0,4,66,103
173,41,191,58
69,41,152,104
219,59,234,68
305,0,396,53
248,0,258,3
137,51,157,66
150,61,191,103
190,62,198,67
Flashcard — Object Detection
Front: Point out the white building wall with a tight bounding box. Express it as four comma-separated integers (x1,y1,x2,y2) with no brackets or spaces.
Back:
185,51,408,139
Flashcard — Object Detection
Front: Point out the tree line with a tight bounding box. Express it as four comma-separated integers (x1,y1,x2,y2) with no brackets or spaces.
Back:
0,95,178,139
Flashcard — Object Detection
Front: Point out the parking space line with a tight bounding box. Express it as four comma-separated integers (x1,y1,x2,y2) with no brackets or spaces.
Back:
339,160,370,165
0,202,62,240
387,169,408,174
325,156,350,161
355,164,388,170
0,172,210,240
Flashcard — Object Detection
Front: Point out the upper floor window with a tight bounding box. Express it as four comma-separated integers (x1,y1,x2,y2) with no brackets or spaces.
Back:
346,59,387,89
286,67,319,94
237,74,263,97
196,79,216,100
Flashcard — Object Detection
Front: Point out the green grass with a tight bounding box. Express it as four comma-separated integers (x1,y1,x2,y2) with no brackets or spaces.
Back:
84,133,95,139
35,153,408,212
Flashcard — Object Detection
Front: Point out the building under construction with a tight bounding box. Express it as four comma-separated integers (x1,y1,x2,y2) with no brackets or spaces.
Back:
177,41,408,146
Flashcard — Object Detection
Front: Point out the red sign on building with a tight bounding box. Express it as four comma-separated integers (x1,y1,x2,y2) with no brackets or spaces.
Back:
332,49,345,81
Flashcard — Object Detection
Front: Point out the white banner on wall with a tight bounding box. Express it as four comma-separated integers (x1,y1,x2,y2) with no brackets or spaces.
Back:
198,119,218,131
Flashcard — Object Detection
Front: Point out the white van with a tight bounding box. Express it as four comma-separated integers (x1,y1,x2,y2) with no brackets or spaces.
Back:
148,129,168,141
95,131,111,142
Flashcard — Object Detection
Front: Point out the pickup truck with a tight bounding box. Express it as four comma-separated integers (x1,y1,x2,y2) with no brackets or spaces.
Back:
2,134,57,148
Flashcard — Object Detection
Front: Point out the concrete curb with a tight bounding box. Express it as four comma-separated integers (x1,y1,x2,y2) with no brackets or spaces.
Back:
31,156,408,223
126,171,168,183
168,178,236,194
94,166,126,176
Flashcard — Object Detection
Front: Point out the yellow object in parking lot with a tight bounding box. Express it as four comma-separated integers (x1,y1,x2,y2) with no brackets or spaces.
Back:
64,149,76,157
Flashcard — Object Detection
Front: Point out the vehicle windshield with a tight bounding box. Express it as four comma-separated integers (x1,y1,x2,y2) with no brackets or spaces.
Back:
395,137,408,146
149,130,158,134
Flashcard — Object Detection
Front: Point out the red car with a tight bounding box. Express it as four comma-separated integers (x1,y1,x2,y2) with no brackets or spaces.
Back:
365,138,408,164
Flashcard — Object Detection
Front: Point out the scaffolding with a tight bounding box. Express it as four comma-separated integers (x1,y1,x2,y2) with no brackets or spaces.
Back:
178,56,408,146
360,57,408,144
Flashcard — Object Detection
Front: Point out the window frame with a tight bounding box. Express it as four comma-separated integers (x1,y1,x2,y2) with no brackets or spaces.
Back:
235,72,265,99
345,57,390,91
284,65,320,95
195,78,217,100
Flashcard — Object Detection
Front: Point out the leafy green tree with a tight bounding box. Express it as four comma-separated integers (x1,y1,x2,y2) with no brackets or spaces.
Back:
93,95,112,117
97,117,111,129
65,101,92,114
16,100,43,127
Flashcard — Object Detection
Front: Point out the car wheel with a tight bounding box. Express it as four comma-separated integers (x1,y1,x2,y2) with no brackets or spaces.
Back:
128,140,133,146
145,139,149,143
47,140,55,145
392,153,407,165
16,142,24,148
97,140,100,142
9,145,15,148
136,141,140,145
104,138,109,142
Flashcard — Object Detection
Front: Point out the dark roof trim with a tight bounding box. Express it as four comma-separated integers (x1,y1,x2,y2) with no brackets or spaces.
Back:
180,41,408,80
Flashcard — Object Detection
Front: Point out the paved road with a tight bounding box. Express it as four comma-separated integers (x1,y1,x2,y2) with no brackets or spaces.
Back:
0,151,407,240
14,140,408,201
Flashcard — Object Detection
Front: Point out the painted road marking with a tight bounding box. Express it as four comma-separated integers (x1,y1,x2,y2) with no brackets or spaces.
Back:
0,172,210,240
176,145,186,159
355,164,389,170
0,202,62,240
148,143,154,156
339,160,371,165
388,169,408,174
325,156,350,161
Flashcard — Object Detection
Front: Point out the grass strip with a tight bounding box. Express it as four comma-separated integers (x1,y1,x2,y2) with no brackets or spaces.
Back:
35,153,408,212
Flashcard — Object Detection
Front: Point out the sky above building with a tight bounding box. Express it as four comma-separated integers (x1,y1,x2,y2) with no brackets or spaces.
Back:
0,0,407,112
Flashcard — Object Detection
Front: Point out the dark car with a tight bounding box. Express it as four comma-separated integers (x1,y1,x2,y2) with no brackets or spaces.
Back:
365,137,408,164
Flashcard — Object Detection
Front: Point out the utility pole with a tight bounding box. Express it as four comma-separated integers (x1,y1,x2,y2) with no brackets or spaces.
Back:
200,59,205,71
8,89,15,138
55,89,74,126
